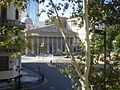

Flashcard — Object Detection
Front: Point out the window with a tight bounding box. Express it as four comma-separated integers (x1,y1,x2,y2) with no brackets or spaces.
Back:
1,7,7,19
0,56,9,71
15,9,19,20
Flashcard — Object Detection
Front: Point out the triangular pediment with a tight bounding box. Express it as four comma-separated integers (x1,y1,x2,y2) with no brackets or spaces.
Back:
26,24,75,37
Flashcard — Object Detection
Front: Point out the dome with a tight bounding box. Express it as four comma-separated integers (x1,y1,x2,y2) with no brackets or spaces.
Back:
21,15,33,25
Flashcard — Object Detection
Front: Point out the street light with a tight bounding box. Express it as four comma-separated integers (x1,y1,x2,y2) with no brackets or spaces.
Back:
41,43,44,49
37,43,44,75
95,22,106,89
17,53,21,89
40,43,45,56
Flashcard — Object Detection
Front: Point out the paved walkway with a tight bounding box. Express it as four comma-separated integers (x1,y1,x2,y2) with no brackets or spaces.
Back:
21,55,85,64
22,63,73,90
21,55,105,90
0,67,44,90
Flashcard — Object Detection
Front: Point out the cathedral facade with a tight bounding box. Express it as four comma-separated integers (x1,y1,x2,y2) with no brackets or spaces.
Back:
25,24,75,55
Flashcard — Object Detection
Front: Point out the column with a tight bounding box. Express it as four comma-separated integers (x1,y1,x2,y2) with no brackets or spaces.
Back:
42,36,44,43
37,37,39,55
31,38,34,54
25,33,28,55
56,37,59,54
56,37,58,50
41,36,45,54
52,37,54,54
47,37,49,53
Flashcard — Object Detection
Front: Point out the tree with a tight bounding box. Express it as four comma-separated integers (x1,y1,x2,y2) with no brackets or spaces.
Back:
86,1,120,89
0,0,39,55
40,0,120,89
0,0,27,10
38,0,91,89
2,0,119,89
0,26,26,55
114,34,120,53
89,27,120,89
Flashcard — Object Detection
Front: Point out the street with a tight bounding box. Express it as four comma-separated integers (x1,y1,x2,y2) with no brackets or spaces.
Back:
21,55,106,90
22,62,73,90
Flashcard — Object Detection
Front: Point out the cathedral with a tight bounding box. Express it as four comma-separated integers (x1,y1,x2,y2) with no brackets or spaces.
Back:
21,16,76,55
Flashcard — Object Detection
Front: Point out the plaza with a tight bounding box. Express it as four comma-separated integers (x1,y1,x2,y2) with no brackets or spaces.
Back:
21,55,74,90
21,55,84,64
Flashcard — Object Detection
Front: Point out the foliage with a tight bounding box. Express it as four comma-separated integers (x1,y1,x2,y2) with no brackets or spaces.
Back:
114,34,120,53
89,62,120,90
85,1,120,89
0,26,26,54
0,0,35,56
59,63,82,89
37,0,120,89
38,0,90,89
40,46,46,54
91,34,104,55
106,26,119,53
48,16,67,28
0,0,40,10
89,26,120,89
75,39,85,61
88,0,120,28
59,26,120,89
0,0,27,10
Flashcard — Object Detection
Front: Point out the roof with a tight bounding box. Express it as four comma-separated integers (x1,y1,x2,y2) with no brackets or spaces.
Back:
21,15,33,25
26,24,75,37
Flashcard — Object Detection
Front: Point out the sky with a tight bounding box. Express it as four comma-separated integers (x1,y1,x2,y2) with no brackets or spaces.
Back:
27,0,73,23
27,0,111,23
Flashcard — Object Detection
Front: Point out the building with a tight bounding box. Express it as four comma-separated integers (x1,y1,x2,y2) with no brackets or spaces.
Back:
21,17,75,55
0,2,25,85
67,18,86,42
27,24,75,55
20,0,39,24
67,18,86,52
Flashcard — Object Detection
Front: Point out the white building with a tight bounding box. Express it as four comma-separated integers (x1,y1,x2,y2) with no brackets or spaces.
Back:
21,16,87,55
67,18,86,51
21,17,76,55
0,3,25,82
67,18,86,42
0,3,18,20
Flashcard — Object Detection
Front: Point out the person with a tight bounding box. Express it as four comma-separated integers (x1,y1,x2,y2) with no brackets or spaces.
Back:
50,60,52,64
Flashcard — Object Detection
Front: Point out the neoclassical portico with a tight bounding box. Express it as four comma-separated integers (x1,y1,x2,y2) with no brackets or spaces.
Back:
26,24,75,55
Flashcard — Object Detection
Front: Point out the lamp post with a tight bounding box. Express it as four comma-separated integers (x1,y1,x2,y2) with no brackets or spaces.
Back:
95,22,106,89
38,43,44,74
41,43,45,52
24,30,28,55
17,53,21,89
41,42,45,62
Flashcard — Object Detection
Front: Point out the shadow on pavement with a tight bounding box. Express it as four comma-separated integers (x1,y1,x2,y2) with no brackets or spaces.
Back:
22,63,73,90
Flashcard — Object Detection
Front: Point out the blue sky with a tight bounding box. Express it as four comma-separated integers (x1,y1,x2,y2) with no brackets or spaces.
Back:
28,0,111,23
27,0,73,23
27,0,39,23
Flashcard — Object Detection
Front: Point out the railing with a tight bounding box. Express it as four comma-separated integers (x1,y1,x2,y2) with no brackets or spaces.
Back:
0,19,25,29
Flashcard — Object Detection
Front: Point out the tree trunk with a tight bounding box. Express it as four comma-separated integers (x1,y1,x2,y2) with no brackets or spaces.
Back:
81,79,89,90
50,0,91,89
82,0,91,90
108,52,111,61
